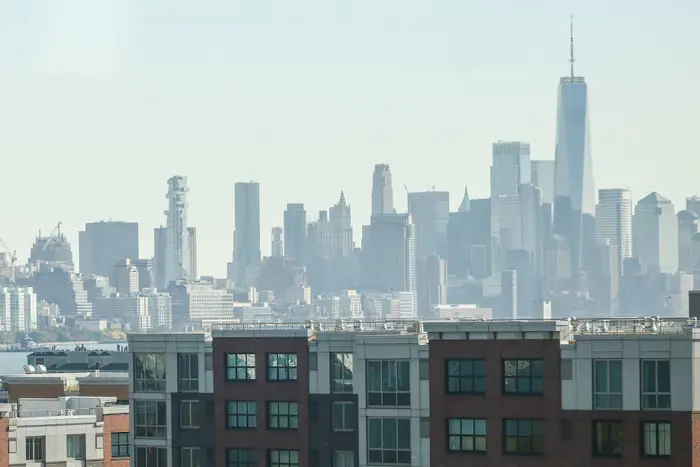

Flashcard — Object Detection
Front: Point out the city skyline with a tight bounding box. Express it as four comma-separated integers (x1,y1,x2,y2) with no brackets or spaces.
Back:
0,2,697,276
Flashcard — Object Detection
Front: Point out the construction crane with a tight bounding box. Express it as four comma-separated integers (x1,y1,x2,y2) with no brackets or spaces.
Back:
41,221,63,252
0,238,18,282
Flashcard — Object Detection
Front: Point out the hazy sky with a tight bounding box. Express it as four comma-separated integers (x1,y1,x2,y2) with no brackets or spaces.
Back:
0,0,697,277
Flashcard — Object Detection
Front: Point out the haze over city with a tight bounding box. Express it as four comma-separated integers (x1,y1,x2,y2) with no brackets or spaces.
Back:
0,0,698,276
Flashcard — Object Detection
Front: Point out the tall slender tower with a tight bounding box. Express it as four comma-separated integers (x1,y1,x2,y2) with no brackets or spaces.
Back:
164,176,190,284
553,16,595,275
371,164,394,216
233,182,262,284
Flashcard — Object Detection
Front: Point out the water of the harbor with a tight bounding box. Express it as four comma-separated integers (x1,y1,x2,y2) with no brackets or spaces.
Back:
0,342,121,374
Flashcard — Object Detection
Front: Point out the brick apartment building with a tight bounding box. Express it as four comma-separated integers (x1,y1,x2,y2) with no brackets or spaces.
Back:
128,317,700,467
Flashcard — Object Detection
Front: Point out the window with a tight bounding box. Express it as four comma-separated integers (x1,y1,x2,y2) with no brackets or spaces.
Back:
642,422,672,457
503,419,544,455
25,436,44,461
593,420,623,456
226,353,256,381
67,434,86,460
111,432,129,458
331,353,354,393
332,401,354,432
269,402,299,429
134,353,167,392
269,450,299,467
593,360,623,409
366,360,410,407
182,447,201,467
447,418,486,452
641,360,671,409
181,400,201,428
446,359,485,394
333,451,354,467
134,400,167,438
227,401,257,428
367,417,411,465
178,353,199,392
268,353,298,381
136,446,167,467
503,359,543,395
228,449,256,467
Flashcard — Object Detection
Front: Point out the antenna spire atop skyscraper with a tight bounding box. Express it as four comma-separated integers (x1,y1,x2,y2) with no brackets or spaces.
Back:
569,14,575,79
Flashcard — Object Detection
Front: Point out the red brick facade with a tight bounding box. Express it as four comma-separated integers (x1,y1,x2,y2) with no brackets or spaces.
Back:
103,413,130,467
0,419,8,467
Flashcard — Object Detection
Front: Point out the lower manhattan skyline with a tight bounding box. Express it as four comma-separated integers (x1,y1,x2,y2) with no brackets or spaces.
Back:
0,1,698,277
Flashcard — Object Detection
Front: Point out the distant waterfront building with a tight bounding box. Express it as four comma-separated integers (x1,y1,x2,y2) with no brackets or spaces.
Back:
595,188,633,275
271,227,284,257
677,210,699,273
0,286,37,333
632,192,678,275
79,221,139,278
371,163,394,215
233,182,261,284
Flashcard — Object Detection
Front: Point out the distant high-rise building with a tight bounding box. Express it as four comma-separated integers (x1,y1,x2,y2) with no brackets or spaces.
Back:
363,213,416,294
531,160,556,205
595,188,633,275
0,286,37,333
79,221,139,278
677,210,699,273
553,20,595,275
687,196,700,217
188,227,198,281
271,227,284,257
371,164,394,215
329,191,353,259
233,182,261,284
284,203,307,265
446,187,472,279
164,176,191,284
154,226,167,290
490,141,531,198
632,192,678,275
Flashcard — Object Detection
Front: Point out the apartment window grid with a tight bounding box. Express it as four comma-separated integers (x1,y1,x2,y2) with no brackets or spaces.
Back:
25,436,45,461
134,399,167,438
642,421,672,457
226,353,256,381
503,419,544,455
269,401,299,429
446,359,485,394
333,450,354,467
332,401,354,432
447,418,486,452
593,360,623,410
182,447,201,467
111,432,129,458
180,400,201,428
367,417,411,465
269,449,299,467
135,446,167,467
503,359,543,395
331,353,354,393
227,449,256,467
366,360,411,407
178,353,199,392
134,353,167,392
267,353,299,381
66,434,86,460
641,360,671,410
593,420,623,457
227,401,257,429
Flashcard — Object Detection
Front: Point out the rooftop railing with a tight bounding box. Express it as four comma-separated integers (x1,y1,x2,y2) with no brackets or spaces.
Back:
567,317,697,336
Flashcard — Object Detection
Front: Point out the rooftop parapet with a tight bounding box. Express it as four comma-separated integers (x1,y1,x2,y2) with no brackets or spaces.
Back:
566,317,699,338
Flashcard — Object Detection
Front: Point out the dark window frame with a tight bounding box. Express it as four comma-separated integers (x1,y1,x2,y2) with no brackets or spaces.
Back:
503,359,544,395
332,401,354,432
226,353,257,381
178,353,199,392
226,401,257,429
445,359,485,394
134,400,167,438
367,417,412,465
641,360,671,410
268,401,299,429
267,353,299,381
134,353,167,392
111,432,129,458
503,419,544,455
592,420,623,457
331,353,354,393
366,360,411,407
641,421,672,458
593,360,623,410
268,449,299,467
26,436,45,461
447,418,486,453
227,448,257,467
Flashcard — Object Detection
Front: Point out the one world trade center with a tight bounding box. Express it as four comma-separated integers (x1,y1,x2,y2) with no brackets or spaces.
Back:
553,17,595,275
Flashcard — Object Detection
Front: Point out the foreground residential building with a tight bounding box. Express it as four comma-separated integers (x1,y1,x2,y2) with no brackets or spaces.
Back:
128,317,700,467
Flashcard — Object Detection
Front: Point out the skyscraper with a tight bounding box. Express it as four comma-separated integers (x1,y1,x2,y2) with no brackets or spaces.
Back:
531,160,556,205
78,221,139,277
553,18,595,275
271,227,284,257
363,213,416,294
164,176,190,284
371,164,394,215
329,191,353,259
632,192,678,275
284,203,307,265
188,227,198,281
595,188,632,275
233,182,262,284
490,141,531,198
